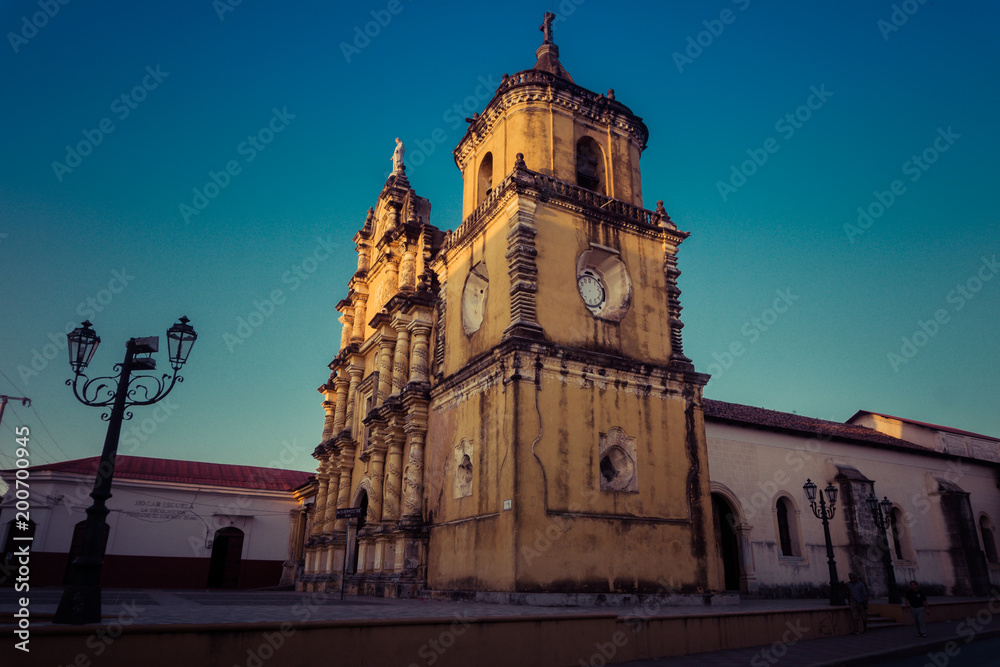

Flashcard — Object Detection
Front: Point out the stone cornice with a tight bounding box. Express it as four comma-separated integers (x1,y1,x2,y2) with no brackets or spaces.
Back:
441,162,686,261
454,69,649,171
431,337,708,410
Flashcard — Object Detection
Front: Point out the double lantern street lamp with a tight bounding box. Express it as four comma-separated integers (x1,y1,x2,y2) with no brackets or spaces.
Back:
804,478,844,606
866,493,902,604
53,317,197,625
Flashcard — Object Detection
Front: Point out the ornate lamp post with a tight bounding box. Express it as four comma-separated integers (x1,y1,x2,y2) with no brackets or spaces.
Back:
804,478,844,606
53,317,197,624
866,493,902,603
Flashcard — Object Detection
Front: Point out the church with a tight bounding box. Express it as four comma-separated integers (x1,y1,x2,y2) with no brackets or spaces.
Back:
294,15,1000,603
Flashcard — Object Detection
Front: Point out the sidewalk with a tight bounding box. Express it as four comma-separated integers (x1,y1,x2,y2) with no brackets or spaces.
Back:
3,589,999,665
0,587,835,624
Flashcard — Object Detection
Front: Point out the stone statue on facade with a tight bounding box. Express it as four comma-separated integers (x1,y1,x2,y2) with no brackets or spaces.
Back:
391,137,405,174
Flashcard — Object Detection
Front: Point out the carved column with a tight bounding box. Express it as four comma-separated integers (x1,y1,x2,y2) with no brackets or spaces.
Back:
399,249,417,293
332,372,350,433
356,241,370,274
338,308,353,351
385,256,399,301
375,330,396,407
367,434,386,524
280,508,301,587
503,195,543,339
663,245,692,368
408,321,432,384
320,399,336,442
343,359,364,436
322,460,339,535
383,426,405,524
333,444,356,532
313,470,330,537
351,292,368,344
401,431,425,520
433,264,447,374
390,318,410,398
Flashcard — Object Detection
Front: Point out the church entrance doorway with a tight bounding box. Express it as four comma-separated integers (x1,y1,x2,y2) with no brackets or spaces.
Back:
208,527,244,588
712,493,741,592
350,492,368,573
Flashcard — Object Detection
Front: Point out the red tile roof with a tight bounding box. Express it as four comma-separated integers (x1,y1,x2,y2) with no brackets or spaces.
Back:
848,410,998,441
703,399,934,452
17,456,312,492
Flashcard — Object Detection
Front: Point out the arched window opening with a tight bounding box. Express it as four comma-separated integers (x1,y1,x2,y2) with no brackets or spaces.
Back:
981,515,999,564
775,496,801,557
777,499,793,556
477,152,493,206
576,137,606,194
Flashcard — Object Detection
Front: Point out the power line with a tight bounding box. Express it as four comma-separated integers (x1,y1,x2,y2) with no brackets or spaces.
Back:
0,368,72,461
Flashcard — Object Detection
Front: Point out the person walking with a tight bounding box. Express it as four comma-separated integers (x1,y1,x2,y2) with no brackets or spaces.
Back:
904,580,929,637
846,572,870,634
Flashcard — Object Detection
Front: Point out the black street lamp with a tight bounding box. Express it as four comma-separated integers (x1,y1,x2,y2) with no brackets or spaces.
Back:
866,493,902,604
53,317,197,624
804,478,844,606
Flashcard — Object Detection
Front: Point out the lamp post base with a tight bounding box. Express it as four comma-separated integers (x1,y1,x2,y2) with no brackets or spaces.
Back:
53,584,102,625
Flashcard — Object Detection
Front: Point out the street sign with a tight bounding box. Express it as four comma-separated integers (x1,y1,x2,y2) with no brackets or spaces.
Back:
336,507,364,519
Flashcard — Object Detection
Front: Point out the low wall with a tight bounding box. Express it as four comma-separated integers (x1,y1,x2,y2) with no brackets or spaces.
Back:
8,607,853,667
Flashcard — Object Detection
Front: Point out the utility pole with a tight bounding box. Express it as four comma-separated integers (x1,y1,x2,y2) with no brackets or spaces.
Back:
0,395,32,432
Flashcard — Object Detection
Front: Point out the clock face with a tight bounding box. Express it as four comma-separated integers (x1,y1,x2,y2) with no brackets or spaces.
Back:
578,273,606,308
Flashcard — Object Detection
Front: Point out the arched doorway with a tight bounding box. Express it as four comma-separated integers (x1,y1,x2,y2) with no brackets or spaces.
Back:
208,527,244,588
712,493,741,592
350,492,368,573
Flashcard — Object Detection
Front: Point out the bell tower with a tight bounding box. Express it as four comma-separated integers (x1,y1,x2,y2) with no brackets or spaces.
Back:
423,15,720,599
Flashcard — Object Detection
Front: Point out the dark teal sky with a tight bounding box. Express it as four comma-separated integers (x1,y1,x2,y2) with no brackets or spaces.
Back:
2,1,998,471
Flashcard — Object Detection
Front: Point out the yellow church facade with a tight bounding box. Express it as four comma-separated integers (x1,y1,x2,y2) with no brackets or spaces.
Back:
298,16,721,600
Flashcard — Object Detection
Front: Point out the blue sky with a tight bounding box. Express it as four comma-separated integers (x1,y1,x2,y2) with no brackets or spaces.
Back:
1,1,998,472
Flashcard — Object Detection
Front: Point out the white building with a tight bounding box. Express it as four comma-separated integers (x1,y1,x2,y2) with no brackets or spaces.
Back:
0,456,311,589
706,400,1000,598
